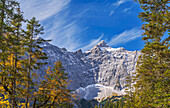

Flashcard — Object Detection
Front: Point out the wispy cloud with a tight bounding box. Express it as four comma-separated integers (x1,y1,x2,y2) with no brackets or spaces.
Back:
18,0,88,51
108,28,142,46
43,7,90,51
112,0,125,7
45,16,86,51
123,7,132,13
18,0,141,51
81,34,104,51
109,0,131,16
109,10,114,16
109,0,126,16
18,0,71,21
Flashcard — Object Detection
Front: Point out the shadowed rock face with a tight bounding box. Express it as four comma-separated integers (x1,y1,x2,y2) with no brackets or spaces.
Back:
38,40,140,94
38,42,95,90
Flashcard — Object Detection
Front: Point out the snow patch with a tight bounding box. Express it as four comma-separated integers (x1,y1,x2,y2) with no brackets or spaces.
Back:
76,84,126,100
100,47,125,52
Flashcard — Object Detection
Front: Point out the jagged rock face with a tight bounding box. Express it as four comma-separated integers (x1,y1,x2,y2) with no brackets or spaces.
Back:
39,40,140,91
85,41,141,88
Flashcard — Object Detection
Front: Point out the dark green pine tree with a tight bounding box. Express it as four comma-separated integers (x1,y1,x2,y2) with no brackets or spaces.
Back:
23,17,50,108
0,0,24,107
0,0,18,86
124,75,136,108
7,4,27,107
133,0,170,107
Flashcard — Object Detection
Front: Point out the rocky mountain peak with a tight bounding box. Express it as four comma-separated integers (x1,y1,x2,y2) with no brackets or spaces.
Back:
95,40,109,48
74,49,83,57
39,38,141,100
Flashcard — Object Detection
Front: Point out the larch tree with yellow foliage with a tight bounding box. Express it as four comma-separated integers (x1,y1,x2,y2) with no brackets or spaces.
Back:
34,61,75,108
0,0,26,107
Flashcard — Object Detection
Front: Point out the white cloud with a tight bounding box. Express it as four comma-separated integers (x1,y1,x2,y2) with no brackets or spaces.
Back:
108,28,142,46
123,7,132,13
112,0,125,7
18,0,87,51
109,0,131,16
43,8,90,51
81,34,104,51
109,10,114,16
18,0,71,21
45,17,85,51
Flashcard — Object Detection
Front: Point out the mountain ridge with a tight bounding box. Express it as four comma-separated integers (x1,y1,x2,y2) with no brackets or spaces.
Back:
38,39,141,99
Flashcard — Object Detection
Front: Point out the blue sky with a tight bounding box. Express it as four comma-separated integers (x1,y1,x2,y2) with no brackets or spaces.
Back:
18,0,144,51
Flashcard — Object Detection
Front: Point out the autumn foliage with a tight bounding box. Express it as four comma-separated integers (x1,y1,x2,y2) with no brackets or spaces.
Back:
0,0,75,107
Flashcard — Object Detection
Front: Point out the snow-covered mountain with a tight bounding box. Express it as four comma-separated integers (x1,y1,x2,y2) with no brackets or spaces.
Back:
38,40,140,99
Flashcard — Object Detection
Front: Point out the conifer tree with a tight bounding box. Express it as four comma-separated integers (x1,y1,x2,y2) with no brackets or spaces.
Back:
0,0,25,107
7,5,27,108
23,17,49,108
124,75,136,108
133,0,170,107
34,61,75,107
0,1,49,107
